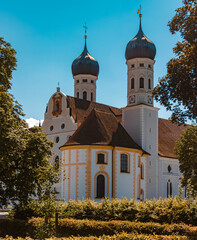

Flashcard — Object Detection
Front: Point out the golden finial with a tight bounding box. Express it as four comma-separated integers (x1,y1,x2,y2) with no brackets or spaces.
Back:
83,22,88,39
137,5,142,18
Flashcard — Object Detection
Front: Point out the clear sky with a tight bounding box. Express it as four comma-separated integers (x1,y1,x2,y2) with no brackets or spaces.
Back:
0,0,183,122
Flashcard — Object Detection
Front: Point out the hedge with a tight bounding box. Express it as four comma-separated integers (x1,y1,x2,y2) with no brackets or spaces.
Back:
0,218,196,238
12,197,197,225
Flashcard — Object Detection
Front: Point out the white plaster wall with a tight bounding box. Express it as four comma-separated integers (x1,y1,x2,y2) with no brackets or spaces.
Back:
123,105,159,199
159,157,182,198
116,150,134,199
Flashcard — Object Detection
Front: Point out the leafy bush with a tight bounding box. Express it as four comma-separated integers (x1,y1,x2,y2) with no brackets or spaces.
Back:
11,197,197,225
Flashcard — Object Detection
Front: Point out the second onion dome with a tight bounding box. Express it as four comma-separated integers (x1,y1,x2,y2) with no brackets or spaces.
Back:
72,36,99,77
125,15,156,60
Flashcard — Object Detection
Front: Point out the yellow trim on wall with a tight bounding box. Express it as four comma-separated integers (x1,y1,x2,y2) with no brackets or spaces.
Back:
68,149,71,201
61,145,113,151
76,149,79,200
119,152,130,174
112,150,117,198
85,148,91,198
95,150,109,165
63,151,65,199
133,153,136,199
145,156,147,199
94,171,110,199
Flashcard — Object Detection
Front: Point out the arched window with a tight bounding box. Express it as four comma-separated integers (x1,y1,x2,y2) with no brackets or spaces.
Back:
140,163,144,179
91,92,93,101
140,78,144,88
55,101,59,112
77,92,79,98
97,153,105,164
148,79,151,89
54,156,59,170
97,174,105,198
83,91,87,100
131,78,134,89
167,180,172,197
120,154,129,173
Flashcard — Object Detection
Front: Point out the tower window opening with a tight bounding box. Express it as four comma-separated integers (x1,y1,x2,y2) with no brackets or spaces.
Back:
91,80,94,83
131,64,135,68
82,79,87,83
77,92,79,98
120,154,129,173
148,64,151,69
96,174,105,198
131,78,134,89
50,125,53,131
76,80,79,83
140,164,144,179
139,63,144,67
140,78,144,88
148,79,151,89
55,136,60,143
83,91,87,100
91,92,93,101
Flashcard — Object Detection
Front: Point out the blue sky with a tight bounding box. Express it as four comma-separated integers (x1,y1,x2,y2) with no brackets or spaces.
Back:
0,0,182,121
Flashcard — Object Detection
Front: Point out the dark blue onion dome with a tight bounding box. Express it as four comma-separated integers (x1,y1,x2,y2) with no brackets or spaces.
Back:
125,16,156,60
72,36,99,77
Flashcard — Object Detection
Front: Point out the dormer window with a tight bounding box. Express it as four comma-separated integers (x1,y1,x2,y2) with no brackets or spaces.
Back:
140,77,144,88
139,63,144,67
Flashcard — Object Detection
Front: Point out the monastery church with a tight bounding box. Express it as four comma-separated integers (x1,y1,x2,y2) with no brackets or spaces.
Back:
42,15,187,201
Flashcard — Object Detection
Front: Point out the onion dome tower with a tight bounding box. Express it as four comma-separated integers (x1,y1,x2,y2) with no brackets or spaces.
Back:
72,24,99,102
125,13,156,106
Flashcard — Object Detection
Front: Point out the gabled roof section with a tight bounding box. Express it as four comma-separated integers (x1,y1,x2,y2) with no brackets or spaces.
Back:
61,109,147,154
158,118,187,158
67,96,122,125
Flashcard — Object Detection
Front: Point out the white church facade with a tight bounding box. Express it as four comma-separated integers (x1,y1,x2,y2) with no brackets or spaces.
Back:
42,15,186,201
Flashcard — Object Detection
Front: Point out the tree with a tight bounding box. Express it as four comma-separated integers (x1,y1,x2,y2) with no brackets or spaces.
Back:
0,37,60,207
153,0,197,123
174,125,197,197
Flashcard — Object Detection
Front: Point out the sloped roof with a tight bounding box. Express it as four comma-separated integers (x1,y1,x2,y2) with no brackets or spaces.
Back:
61,109,147,154
158,118,187,158
67,96,122,125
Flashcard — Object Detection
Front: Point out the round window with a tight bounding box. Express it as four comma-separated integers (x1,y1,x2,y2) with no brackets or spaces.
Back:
61,123,65,129
50,125,53,131
56,136,59,143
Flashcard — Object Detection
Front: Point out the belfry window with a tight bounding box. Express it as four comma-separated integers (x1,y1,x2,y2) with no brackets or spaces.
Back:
140,163,144,179
139,63,144,67
140,78,144,88
82,79,87,83
97,153,105,164
148,79,151,89
91,92,93,101
131,78,134,89
96,174,105,198
77,92,79,98
120,154,129,173
83,91,87,100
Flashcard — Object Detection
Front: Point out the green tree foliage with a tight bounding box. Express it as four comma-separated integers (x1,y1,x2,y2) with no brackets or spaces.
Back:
153,0,197,123
174,126,197,196
0,37,60,207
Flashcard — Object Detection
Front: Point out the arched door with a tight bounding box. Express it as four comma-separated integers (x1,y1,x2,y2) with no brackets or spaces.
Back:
97,174,105,198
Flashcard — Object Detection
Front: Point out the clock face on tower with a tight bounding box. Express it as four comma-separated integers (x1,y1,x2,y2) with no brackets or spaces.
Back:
148,95,153,104
130,95,135,104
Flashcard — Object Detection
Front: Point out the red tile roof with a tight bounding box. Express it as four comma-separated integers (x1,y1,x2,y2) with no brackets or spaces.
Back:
61,109,147,154
66,97,187,159
158,118,187,158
